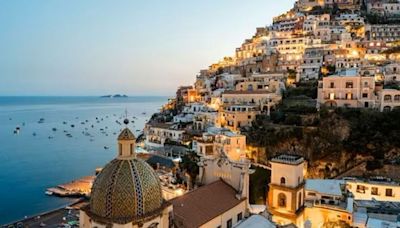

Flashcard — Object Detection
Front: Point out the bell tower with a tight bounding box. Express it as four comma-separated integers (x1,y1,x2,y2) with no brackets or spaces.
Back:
268,154,305,226
117,118,136,159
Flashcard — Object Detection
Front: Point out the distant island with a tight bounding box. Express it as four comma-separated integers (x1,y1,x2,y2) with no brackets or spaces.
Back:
100,94,128,98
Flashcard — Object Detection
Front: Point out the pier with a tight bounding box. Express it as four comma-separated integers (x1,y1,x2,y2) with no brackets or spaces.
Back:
46,176,95,197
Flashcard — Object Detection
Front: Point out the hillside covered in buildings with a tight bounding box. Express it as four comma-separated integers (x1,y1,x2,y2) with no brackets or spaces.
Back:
78,1,400,227
143,0,400,180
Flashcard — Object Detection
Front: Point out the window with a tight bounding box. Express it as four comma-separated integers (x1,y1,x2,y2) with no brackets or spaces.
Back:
386,188,393,197
395,95,400,101
371,187,378,196
384,95,392,101
330,82,335,88
278,193,287,208
227,219,232,228
298,192,302,209
363,93,368,98
237,212,243,222
329,93,335,100
346,82,353,88
356,185,366,193
346,93,353,100
280,177,286,185
118,143,122,156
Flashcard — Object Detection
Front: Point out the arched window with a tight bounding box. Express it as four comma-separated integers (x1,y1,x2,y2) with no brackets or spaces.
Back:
280,177,286,185
278,193,286,208
384,95,392,101
395,95,400,101
248,84,254,91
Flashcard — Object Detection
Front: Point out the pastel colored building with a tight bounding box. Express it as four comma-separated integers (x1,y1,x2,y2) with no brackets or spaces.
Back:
317,69,376,108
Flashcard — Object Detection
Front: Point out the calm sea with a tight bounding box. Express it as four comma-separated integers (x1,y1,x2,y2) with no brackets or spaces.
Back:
0,96,167,225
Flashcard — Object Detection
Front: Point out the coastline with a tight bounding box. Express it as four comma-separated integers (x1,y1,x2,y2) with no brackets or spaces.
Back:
2,198,85,227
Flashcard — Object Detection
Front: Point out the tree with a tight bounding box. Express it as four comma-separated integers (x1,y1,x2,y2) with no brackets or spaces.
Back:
179,152,200,188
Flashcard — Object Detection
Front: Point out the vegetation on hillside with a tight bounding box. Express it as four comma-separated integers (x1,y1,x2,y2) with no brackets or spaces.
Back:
179,152,200,187
244,107,400,171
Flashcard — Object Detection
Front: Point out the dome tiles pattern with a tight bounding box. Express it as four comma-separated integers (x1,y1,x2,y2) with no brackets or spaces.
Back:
89,158,163,224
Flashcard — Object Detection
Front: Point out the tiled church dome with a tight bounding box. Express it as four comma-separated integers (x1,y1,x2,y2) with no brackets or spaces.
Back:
87,128,163,224
89,158,163,224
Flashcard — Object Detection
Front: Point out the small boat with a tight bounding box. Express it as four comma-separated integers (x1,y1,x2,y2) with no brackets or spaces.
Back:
66,133,72,138
52,128,57,131
104,146,109,150
63,121,67,124
33,132,37,136
45,191,53,196
70,124,75,128
48,136,53,139
14,130,18,134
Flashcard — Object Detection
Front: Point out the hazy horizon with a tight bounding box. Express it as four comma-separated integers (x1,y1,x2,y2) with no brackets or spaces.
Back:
0,0,295,96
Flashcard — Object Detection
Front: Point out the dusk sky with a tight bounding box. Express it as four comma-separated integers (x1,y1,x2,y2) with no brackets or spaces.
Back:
0,0,294,96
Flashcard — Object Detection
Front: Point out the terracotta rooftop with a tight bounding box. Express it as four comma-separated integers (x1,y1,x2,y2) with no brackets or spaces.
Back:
170,180,246,228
